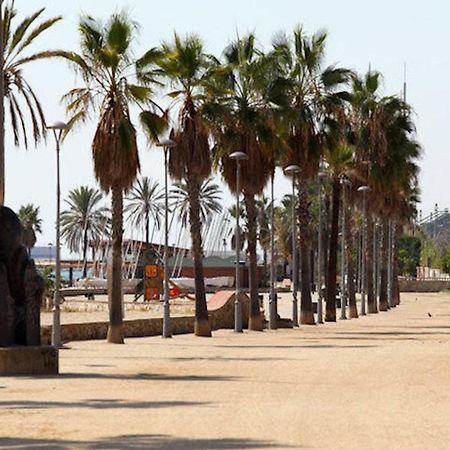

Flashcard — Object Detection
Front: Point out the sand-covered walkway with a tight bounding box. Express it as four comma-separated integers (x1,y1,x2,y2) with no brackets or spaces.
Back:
0,292,449,449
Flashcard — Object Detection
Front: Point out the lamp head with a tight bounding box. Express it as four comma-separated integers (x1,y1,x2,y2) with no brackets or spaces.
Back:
229,151,248,161
156,138,177,148
284,164,301,176
46,121,67,130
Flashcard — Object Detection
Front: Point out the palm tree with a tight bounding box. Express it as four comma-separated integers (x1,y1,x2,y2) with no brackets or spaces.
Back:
151,33,215,336
256,195,271,283
170,177,222,227
271,27,351,324
18,203,42,255
60,186,109,278
208,34,275,331
62,13,166,343
324,138,354,322
0,2,63,205
125,176,164,246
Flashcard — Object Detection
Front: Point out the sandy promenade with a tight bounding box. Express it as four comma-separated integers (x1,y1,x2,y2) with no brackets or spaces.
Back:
0,292,449,449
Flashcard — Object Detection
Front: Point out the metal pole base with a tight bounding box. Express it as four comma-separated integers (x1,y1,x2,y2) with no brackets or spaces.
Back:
317,297,324,324
292,296,299,327
234,296,243,333
162,301,172,338
51,303,61,349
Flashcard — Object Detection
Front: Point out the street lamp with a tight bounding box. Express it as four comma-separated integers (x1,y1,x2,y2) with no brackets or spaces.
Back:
284,164,301,327
340,175,351,320
156,138,177,338
268,169,277,330
317,169,327,324
357,185,370,315
47,120,67,349
229,151,248,333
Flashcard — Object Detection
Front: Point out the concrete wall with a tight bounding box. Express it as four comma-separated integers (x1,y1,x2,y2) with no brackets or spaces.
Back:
399,279,450,293
41,291,251,345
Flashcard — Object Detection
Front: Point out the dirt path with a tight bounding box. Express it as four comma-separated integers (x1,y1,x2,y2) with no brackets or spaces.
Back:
1,292,449,449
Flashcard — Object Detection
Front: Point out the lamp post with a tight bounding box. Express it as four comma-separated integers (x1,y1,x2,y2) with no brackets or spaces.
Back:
357,185,370,316
229,151,248,332
269,170,277,330
317,169,327,324
156,138,177,338
47,121,67,349
284,164,301,327
339,175,351,320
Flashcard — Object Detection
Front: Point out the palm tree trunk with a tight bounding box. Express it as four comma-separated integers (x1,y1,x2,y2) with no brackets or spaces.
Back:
82,226,89,279
392,222,401,306
379,218,389,311
366,215,377,313
187,175,211,337
244,193,263,331
346,214,358,319
298,179,314,325
107,186,124,344
325,179,340,322
0,2,5,207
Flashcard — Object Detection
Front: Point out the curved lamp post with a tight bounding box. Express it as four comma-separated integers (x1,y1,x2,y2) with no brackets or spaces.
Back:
47,121,67,349
284,164,301,327
357,185,370,315
229,151,248,333
156,138,177,338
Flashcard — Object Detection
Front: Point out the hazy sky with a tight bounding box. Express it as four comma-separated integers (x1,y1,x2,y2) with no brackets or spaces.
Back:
5,0,449,253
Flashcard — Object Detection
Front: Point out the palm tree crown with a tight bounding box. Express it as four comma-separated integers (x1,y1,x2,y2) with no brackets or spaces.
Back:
18,203,42,254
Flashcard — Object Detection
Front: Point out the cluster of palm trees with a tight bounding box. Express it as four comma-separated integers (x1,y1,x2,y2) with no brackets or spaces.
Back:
0,5,420,342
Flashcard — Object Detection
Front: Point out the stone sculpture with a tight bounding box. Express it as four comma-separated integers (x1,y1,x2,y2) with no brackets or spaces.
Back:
0,206,44,347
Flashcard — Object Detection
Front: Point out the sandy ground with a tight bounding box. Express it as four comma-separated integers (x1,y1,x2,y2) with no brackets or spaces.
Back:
1,292,450,449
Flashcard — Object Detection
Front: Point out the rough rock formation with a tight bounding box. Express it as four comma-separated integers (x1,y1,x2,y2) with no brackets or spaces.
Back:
0,206,44,346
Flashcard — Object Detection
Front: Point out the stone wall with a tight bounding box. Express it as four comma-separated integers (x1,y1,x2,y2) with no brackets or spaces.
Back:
399,279,450,293
41,290,251,344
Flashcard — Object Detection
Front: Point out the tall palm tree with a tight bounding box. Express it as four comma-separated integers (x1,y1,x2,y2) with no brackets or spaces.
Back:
208,34,275,331
17,203,42,255
324,138,354,322
272,27,351,324
125,176,164,246
60,186,109,278
0,2,63,205
62,13,166,343
151,33,215,336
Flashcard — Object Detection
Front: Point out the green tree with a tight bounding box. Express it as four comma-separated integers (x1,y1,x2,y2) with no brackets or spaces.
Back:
60,186,109,278
17,203,42,255
170,177,222,227
0,2,63,205
209,34,275,331
125,176,164,246
62,13,166,343
271,27,351,324
152,33,216,336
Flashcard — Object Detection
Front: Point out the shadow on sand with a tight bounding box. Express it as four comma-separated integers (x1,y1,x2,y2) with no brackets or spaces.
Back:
0,434,294,449
0,399,212,411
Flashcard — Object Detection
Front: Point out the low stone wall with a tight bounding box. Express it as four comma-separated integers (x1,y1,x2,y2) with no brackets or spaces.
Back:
399,279,450,293
41,291,251,344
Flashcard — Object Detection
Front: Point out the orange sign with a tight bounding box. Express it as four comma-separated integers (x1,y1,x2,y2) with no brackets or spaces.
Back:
145,265,158,278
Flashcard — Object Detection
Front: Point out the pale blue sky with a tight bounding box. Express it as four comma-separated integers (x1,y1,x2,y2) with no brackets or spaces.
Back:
5,0,449,252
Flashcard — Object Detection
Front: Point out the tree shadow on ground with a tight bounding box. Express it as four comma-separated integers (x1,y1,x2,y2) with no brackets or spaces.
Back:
0,434,295,449
212,344,378,350
0,399,212,411
168,356,305,362
20,373,240,382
